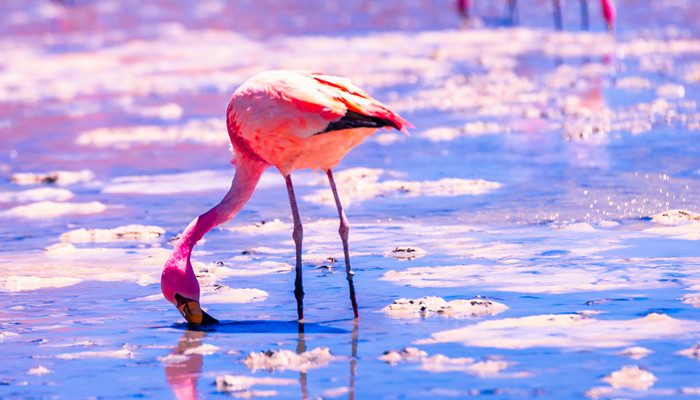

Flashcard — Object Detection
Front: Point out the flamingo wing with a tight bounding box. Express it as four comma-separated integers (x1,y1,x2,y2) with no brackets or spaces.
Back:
232,71,409,140
227,70,410,172
308,72,411,134
317,109,401,134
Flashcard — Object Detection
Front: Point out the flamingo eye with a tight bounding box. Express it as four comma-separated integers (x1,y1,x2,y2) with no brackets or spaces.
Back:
174,293,187,307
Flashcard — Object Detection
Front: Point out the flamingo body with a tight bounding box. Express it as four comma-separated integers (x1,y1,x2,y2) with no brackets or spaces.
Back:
161,70,409,323
228,71,407,175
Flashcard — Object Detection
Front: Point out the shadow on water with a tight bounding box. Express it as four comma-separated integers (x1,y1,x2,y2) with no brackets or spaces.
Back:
166,319,351,334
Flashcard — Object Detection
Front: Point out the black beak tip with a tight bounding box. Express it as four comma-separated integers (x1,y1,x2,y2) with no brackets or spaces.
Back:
200,310,219,325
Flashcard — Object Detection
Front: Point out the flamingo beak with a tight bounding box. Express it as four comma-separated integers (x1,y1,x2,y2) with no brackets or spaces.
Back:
175,294,219,325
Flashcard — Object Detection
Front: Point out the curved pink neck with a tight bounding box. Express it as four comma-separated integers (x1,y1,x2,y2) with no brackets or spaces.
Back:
184,159,266,249
162,153,268,303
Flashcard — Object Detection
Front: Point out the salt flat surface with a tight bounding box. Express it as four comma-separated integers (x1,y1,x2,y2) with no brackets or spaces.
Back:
1,0,700,399
417,313,700,349
382,296,509,318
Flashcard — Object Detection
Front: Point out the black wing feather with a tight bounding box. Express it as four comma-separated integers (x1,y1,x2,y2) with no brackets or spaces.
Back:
315,110,399,135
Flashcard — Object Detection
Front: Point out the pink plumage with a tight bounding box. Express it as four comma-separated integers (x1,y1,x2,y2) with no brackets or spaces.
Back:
600,0,616,31
228,70,408,175
161,70,410,324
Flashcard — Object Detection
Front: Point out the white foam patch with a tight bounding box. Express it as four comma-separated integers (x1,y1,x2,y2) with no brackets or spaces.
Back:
615,76,652,90
616,347,653,360
677,345,700,361
76,118,227,147
10,169,95,186
322,387,351,398
644,209,700,240
129,294,165,302
198,261,292,278
157,354,189,364
183,343,219,356
382,296,508,319
103,170,233,194
215,375,296,393
651,210,700,225
59,224,165,242
124,102,184,120
0,201,107,219
378,347,428,365
0,276,83,292
379,347,524,378
237,246,290,255
304,167,500,205
56,348,134,360
603,365,657,389
586,387,677,399
384,246,427,260
645,224,700,240
27,366,52,376
227,219,292,235
0,246,169,292
0,332,20,342
380,262,674,294
200,287,268,304
553,222,597,232
416,313,700,349
656,83,685,99
244,347,342,372
0,188,74,203
681,293,700,307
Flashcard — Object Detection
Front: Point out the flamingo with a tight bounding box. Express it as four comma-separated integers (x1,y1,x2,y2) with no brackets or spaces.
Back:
553,0,616,32
160,70,410,324
458,0,517,22
458,0,616,32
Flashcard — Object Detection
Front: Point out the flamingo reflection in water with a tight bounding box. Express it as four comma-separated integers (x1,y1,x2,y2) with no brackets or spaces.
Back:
164,323,359,399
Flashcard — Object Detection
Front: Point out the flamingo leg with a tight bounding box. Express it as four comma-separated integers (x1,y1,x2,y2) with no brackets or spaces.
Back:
285,174,304,321
580,0,590,30
553,0,563,30
508,0,518,25
326,169,359,319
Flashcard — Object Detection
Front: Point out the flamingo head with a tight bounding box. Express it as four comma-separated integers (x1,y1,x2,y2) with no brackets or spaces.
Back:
161,256,219,325
600,0,616,32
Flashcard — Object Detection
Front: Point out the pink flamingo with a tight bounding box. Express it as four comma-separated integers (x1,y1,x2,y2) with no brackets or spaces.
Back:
458,0,517,22
555,0,616,32
160,70,410,324
458,0,616,32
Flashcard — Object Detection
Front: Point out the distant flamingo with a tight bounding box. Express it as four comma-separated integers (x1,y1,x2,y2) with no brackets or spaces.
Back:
161,70,410,324
554,0,616,32
458,0,616,32
458,0,517,22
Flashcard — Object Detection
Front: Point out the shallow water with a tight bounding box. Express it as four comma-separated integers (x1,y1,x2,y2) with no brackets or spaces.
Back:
2,0,700,398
